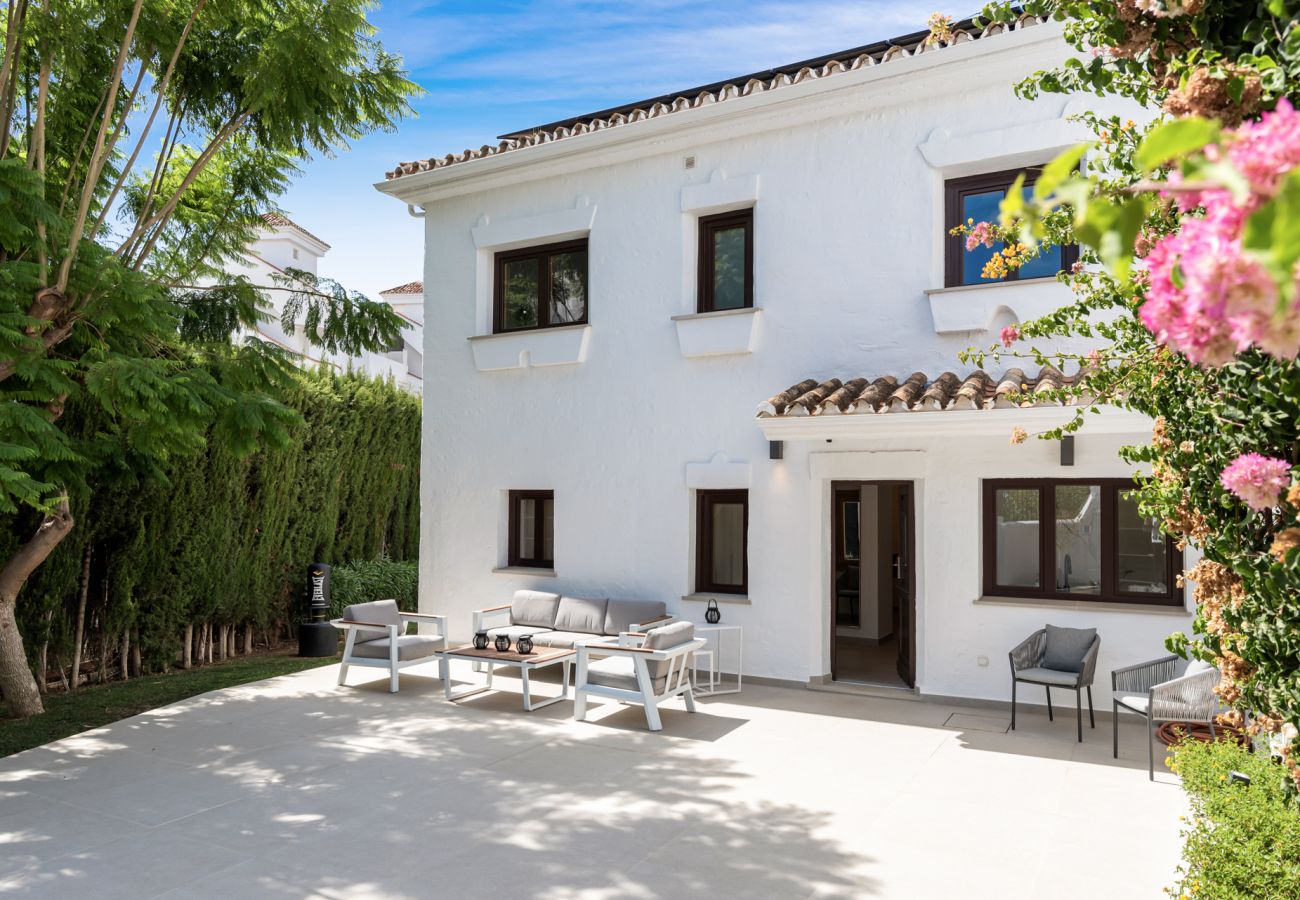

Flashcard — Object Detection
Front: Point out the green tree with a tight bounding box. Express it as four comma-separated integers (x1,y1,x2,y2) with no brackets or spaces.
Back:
0,0,416,717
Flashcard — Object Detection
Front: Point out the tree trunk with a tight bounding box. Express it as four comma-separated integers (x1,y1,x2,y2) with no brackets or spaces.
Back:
119,628,129,681
71,543,90,691
37,609,52,694
227,625,235,658
0,497,74,717
243,624,253,655
131,626,140,676
204,622,212,663
182,623,192,669
217,623,227,661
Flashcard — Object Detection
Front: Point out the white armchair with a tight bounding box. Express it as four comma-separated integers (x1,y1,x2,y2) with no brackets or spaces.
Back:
1112,654,1220,780
574,621,706,732
332,599,448,693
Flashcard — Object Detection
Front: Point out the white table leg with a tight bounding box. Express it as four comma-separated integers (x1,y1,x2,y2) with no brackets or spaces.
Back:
444,657,491,702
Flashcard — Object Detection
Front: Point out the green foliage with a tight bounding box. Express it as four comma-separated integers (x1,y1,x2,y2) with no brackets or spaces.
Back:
1169,738,1300,899
9,369,420,679
329,557,419,618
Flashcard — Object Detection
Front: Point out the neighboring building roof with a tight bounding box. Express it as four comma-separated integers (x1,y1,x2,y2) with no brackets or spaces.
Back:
261,212,331,250
385,13,1047,180
758,368,1082,417
380,281,424,295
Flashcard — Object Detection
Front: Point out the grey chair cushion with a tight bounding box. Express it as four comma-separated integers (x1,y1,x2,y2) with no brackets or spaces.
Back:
1014,666,1082,687
603,599,667,636
585,656,668,694
1115,693,1149,714
350,635,442,662
531,630,602,649
642,621,694,682
1042,625,1097,673
485,624,552,642
343,599,403,644
510,590,561,628
1184,659,1215,676
553,596,609,635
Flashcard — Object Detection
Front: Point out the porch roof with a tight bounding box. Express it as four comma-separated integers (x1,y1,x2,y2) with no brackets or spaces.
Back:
757,367,1084,418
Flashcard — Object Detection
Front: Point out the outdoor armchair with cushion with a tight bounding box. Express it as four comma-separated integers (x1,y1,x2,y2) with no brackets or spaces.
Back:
1112,655,1220,780
332,599,448,693
574,621,706,732
1009,625,1100,742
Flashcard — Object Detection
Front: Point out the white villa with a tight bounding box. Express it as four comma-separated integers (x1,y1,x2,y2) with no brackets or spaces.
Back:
225,213,424,392
375,14,1191,710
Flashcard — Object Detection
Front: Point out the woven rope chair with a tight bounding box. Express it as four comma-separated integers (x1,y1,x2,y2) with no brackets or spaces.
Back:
1112,655,1220,780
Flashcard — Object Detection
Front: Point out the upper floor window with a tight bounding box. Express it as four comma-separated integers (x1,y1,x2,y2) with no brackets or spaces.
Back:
508,489,554,569
697,209,753,312
944,169,1077,287
696,489,748,595
982,479,1180,606
494,239,588,333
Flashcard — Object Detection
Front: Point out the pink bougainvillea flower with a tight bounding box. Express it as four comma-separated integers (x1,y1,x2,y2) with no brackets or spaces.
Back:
1227,99,1300,202
1000,324,1020,348
965,220,997,251
1220,452,1293,511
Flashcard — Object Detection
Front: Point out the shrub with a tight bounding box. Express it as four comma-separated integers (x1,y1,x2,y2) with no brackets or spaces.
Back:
328,556,419,618
1170,738,1300,899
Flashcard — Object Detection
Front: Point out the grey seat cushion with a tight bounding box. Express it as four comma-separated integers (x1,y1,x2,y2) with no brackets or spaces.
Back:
1042,625,1097,673
642,621,695,682
585,656,668,694
510,590,561,628
1184,659,1214,676
531,630,602,650
485,624,552,642
1015,666,1082,687
553,596,609,635
343,599,403,643
1115,693,1149,714
351,635,442,661
603,599,667,636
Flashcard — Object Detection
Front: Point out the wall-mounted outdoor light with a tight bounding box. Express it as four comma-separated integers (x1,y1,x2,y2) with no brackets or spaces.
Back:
769,440,784,460
1060,434,1075,467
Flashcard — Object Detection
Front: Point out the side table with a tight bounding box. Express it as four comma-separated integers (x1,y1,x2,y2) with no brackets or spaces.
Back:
693,624,742,696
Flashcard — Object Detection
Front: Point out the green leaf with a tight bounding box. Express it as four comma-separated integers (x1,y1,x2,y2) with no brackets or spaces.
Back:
1242,167,1300,295
1034,143,1090,200
1136,118,1221,172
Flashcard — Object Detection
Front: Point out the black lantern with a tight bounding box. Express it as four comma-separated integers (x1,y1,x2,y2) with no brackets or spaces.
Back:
473,631,489,650
298,562,337,657
494,634,512,653
705,598,721,624
516,634,534,655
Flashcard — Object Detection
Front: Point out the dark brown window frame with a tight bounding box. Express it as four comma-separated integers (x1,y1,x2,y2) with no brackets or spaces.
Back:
493,238,589,334
697,208,754,313
981,478,1181,607
944,167,1079,288
508,489,554,569
695,489,749,595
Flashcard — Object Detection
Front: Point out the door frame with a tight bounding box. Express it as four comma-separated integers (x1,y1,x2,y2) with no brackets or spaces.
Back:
829,479,916,687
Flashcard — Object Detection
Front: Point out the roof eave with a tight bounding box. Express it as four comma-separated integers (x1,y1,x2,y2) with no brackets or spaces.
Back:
756,405,1151,442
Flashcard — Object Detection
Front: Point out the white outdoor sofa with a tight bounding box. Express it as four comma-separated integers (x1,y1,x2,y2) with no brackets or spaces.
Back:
575,621,706,732
472,590,673,651
332,599,448,693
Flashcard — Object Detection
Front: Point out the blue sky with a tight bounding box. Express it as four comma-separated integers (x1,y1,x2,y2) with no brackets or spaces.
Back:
285,0,965,298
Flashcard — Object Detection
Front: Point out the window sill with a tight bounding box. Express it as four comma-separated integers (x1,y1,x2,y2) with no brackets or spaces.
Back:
923,278,1069,335
975,595,1189,615
468,324,590,371
682,592,751,605
671,307,760,358
492,566,557,577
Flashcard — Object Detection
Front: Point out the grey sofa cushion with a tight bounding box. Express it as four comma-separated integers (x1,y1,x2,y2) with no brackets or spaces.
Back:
510,590,561,628
585,656,668,694
1014,666,1082,687
343,599,403,643
1042,625,1096,673
531,630,602,650
642,621,695,682
553,596,609,635
602,598,667,636
351,634,442,661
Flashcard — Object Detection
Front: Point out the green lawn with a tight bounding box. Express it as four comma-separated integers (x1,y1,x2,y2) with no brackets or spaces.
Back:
0,651,334,758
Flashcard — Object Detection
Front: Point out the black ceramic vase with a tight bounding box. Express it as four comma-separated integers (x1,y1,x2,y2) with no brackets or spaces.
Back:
516,634,534,655
494,634,512,653
473,631,489,650
705,599,721,624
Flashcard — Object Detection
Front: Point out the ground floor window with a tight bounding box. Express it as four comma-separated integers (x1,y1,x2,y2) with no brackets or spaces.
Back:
982,479,1180,605
696,489,748,594
508,490,554,568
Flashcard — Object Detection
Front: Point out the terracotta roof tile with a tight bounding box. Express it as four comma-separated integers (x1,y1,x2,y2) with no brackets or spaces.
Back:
380,281,424,295
261,212,330,249
385,14,1048,180
757,367,1084,418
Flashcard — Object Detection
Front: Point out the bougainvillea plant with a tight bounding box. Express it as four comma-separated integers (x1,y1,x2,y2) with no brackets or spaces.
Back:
966,0,1300,801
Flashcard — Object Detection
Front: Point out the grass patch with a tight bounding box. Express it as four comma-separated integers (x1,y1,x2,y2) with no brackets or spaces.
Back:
0,650,334,758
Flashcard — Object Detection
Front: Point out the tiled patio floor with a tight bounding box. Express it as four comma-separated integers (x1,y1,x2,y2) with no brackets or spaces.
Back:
0,663,1186,898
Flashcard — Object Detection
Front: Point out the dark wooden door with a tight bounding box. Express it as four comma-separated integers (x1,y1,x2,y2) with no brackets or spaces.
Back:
894,486,916,688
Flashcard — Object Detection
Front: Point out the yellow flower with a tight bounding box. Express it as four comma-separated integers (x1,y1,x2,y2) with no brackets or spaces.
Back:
1010,426,1028,445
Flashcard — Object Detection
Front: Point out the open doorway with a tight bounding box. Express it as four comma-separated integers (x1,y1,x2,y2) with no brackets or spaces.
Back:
831,481,915,689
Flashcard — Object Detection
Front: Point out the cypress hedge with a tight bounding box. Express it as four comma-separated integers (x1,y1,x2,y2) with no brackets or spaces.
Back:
4,369,420,694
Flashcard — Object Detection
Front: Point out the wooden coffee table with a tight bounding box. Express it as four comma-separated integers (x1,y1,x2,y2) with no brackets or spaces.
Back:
440,645,575,711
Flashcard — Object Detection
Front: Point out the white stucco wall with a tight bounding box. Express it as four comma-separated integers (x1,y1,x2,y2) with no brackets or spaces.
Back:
383,21,1189,707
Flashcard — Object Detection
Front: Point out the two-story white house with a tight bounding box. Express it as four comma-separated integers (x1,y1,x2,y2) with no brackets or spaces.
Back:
376,14,1192,712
